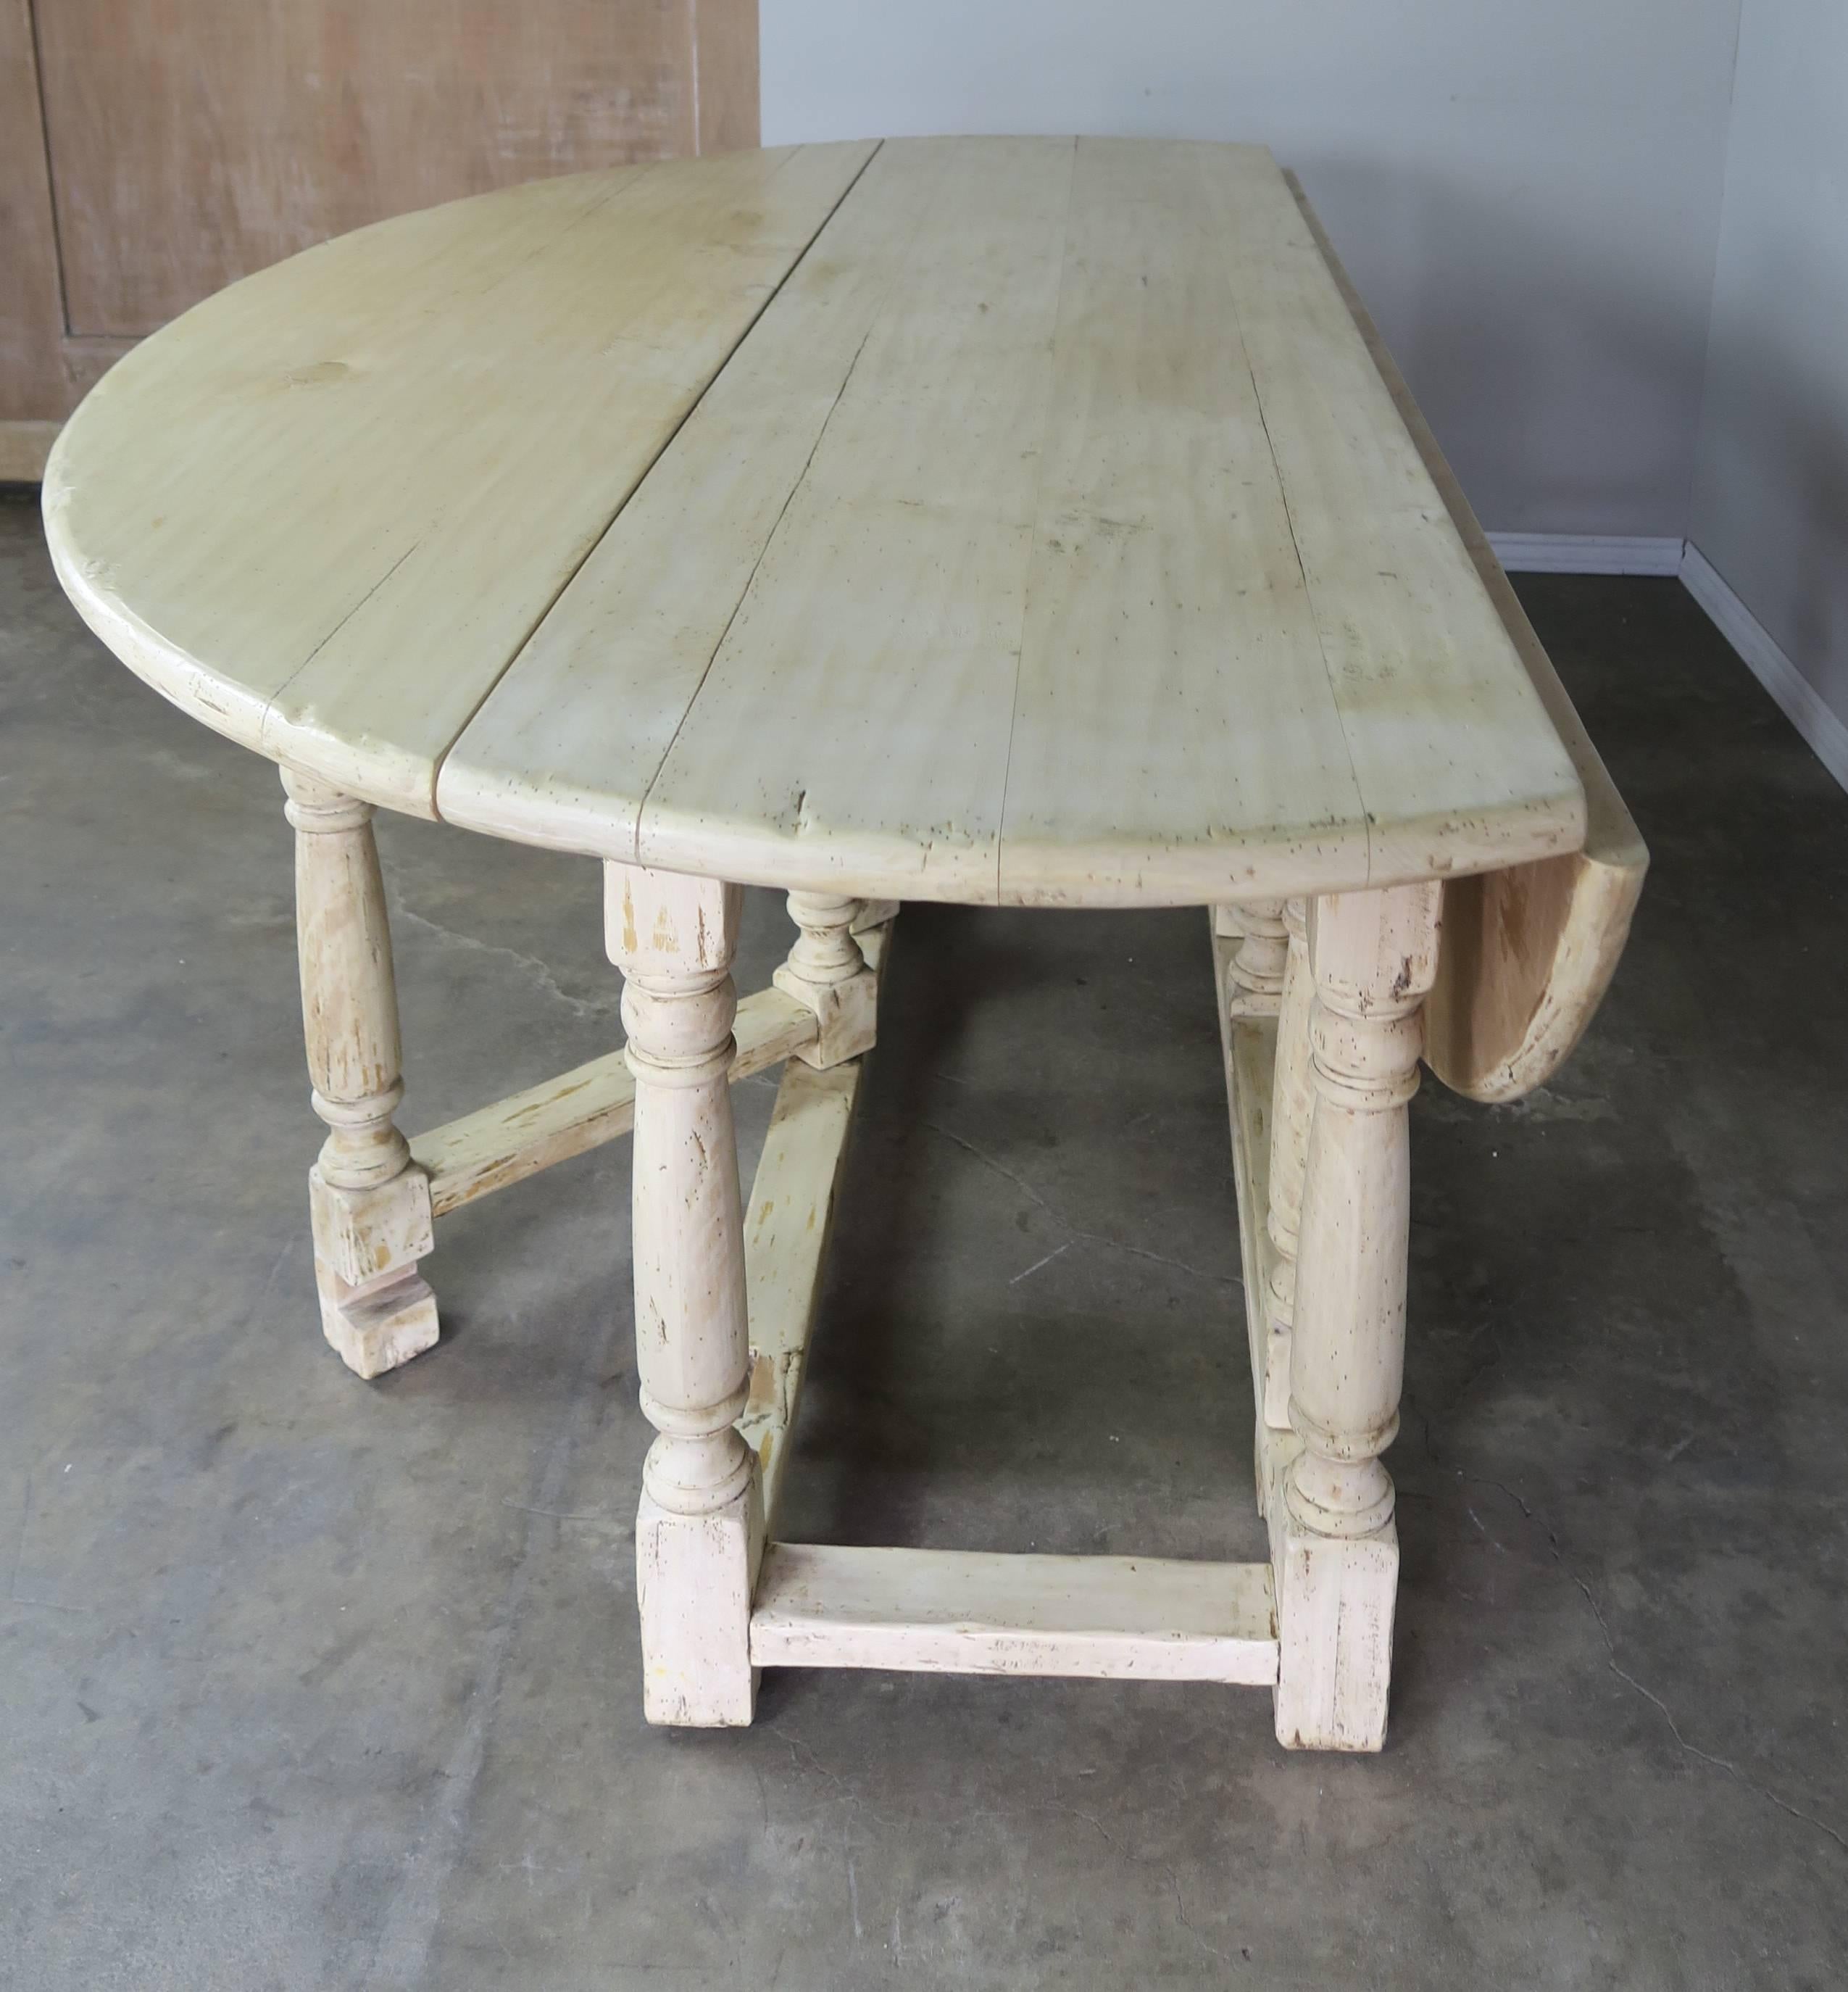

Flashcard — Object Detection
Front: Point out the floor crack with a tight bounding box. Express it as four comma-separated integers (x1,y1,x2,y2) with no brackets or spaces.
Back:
923,1119,1240,1289
388,901,617,1022
771,1725,1233,1969
1412,1406,1848,1860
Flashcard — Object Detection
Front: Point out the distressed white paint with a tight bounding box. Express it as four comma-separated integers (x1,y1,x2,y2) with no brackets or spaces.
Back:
750,1544,1279,1684
607,863,760,1727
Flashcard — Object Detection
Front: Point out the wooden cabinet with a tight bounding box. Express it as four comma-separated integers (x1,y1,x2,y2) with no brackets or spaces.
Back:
0,0,757,476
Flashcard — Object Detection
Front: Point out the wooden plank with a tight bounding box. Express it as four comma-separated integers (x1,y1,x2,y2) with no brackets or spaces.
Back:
1216,992,1304,1516
42,143,877,804
454,137,1583,905
693,0,762,156
1211,917,1290,1441
31,0,757,339
1202,148,1587,889
736,921,888,1530
0,0,70,424
630,137,1078,901
438,139,947,861
997,138,1367,908
749,1543,1280,1685
737,1060,862,1532
1279,177,1649,1102
410,984,820,1219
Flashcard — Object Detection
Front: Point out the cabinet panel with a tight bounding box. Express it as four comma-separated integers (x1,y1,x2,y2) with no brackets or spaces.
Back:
0,0,65,422
34,0,757,339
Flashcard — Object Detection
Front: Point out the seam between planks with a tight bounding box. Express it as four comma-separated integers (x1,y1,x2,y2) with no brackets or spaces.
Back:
625,139,999,876
249,160,670,774
1211,153,1374,890
402,141,885,823
991,136,1081,908
626,315,881,866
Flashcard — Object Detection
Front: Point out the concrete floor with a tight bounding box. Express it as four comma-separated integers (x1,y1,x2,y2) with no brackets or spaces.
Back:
2,481,1845,1990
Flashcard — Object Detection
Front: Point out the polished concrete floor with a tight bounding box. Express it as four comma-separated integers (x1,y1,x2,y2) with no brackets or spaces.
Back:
3,483,1846,1989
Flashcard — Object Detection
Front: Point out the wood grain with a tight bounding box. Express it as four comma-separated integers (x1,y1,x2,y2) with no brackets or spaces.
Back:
1204,147,1586,892
996,140,1365,905
52,138,1599,913
0,0,67,422
451,138,1586,905
43,144,875,810
750,1543,1279,1684
32,0,754,339
633,136,1076,900
693,0,762,156
737,1056,863,1535
438,137,947,860
1278,177,1649,1102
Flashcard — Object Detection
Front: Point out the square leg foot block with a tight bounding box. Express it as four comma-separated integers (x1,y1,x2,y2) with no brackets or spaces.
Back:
318,1261,440,1379
636,1487,761,1727
773,963,878,1069
309,1164,435,1290
1273,1516,1397,1751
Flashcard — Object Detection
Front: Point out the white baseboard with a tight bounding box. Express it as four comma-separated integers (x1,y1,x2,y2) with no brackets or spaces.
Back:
1483,529,1847,796
1487,532,1686,576
1681,544,1848,794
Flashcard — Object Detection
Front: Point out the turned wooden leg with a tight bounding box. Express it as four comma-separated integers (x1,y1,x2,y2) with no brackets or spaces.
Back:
606,863,760,1727
282,769,437,1380
1220,898,1289,1018
1274,882,1441,1751
1262,899,1312,1432
773,891,878,1068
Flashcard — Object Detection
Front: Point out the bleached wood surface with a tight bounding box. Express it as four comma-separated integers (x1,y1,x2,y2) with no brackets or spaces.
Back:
737,1060,862,1535
49,136,1586,908
738,921,888,1532
283,769,438,1379
749,1543,1279,1685
41,144,876,813
1219,923,1426,1754
1281,175,1647,1101
607,864,761,1727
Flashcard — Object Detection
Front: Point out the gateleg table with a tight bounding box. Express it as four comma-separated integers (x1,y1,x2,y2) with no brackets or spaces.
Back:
44,136,1646,1750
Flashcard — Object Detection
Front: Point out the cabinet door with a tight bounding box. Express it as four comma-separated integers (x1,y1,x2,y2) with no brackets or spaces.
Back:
33,0,758,339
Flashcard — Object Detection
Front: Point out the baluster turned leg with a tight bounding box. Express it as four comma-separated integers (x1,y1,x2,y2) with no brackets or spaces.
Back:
1218,898,1289,1018
773,891,878,1067
1274,882,1441,1751
282,769,437,1379
1262,899,1313,1431
606,863,759,1726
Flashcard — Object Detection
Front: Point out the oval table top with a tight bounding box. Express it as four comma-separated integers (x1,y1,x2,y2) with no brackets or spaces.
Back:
45,136,1586,908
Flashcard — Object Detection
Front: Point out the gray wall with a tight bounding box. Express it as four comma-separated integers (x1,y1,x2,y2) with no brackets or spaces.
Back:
1690,0,1848,738
761,0,1744,539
